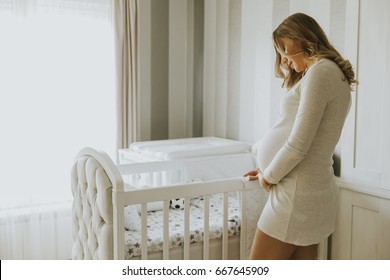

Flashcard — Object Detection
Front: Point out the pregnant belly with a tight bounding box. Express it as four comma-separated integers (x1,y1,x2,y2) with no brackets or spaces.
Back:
256,126,290,171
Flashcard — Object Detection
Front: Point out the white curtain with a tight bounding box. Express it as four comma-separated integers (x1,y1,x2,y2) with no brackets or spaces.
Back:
0,0,115,209
113,0,140,148
0,0,115,259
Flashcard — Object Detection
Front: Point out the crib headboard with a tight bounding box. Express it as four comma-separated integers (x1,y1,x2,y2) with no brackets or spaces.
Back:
71,147,123,260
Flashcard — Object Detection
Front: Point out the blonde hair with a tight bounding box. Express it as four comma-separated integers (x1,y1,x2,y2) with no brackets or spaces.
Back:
273,13,357,90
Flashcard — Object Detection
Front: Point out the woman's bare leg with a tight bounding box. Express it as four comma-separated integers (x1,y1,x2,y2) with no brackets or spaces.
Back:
249,228,296,260
290,244,318,260
249,228,319,260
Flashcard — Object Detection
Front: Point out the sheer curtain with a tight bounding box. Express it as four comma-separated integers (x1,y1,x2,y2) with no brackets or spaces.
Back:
113,0,140,148
0,0,116,259
0,0,115,209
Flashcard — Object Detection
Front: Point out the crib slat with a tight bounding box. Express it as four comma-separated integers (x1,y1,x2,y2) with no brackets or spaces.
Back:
240,188,247,260
141,203,148,260
180,167,185,182
163,200,170,260
222,193,228,260
167,170,172,185
152,171,161,187
203,195,210,260
183,197,190,260
172,170,181,185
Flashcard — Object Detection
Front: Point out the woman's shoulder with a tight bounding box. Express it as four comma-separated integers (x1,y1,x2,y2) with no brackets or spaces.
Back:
302,58,350,94
304,58,343,84
310,58,340,74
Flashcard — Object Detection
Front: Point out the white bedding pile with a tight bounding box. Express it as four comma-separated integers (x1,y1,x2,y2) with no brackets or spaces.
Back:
129,137,251,160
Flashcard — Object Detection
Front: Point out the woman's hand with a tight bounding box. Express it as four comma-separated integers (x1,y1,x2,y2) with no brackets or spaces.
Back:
244,168,273,192
243,168,261,181
260,177,273,192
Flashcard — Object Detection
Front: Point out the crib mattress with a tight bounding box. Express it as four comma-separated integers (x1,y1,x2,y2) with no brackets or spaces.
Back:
128,137,251,160
124,193,240,259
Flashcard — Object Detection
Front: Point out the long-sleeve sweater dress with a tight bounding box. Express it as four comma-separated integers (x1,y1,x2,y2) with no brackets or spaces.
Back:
256,58,351,246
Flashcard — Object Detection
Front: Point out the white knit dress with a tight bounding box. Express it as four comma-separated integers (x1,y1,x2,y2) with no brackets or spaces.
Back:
256,59,351,246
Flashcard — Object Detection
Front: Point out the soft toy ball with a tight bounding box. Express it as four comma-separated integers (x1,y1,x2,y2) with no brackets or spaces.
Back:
170,198,185,210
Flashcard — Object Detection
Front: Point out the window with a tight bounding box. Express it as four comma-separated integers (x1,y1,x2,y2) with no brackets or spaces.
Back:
0,0,116,208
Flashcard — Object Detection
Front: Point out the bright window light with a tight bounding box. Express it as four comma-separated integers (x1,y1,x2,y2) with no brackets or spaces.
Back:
0,0,116,208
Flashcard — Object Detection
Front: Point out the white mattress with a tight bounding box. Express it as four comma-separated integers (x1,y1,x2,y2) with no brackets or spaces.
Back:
129,137,252,160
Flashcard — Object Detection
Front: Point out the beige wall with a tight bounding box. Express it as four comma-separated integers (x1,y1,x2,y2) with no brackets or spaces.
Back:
139,0,169,140
139,0,204,141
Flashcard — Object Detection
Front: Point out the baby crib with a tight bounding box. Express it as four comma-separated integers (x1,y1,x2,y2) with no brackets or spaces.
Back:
71,146,268,260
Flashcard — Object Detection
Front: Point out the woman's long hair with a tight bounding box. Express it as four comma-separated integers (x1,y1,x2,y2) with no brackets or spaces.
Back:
273,13,357,90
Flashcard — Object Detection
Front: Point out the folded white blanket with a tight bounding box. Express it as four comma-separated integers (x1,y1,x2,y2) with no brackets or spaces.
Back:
129,137,251,160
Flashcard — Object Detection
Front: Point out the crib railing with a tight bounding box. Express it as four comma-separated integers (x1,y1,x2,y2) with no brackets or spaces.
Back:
113,176,259,260
117,152,255,188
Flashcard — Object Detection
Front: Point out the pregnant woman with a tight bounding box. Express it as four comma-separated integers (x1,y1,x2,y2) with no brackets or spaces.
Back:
244,13,357,260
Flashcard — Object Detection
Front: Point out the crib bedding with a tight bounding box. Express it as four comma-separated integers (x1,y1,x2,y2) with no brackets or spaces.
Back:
124,193,241,259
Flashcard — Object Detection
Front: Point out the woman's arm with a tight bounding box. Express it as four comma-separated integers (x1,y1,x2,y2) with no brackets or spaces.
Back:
263,64,333,184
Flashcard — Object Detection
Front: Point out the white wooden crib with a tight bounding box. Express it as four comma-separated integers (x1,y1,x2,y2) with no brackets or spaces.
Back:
71,147,268,260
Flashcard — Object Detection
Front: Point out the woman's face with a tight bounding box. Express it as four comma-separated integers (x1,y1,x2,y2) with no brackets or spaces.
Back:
277,38,308,73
